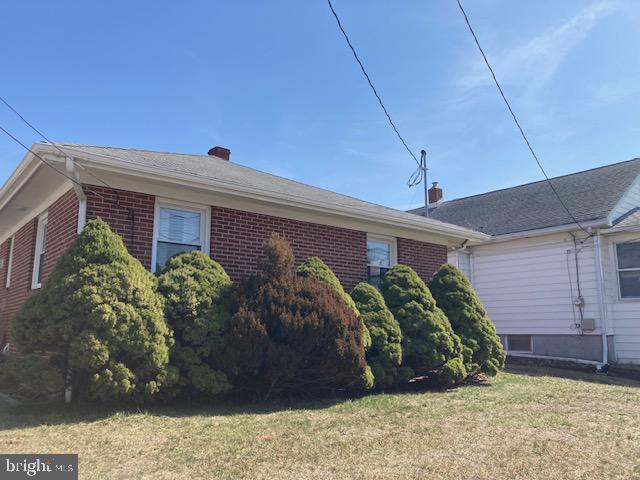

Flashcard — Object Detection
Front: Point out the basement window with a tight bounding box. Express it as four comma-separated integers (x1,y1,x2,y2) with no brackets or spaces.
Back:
31,212,48,289
506,335,532,353
367,235,396,289
152,201,210,272
5,237,14,289
616,242,640,298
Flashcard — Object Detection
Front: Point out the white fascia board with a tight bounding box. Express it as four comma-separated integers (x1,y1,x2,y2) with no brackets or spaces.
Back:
42,145,488,243
479,219,610,245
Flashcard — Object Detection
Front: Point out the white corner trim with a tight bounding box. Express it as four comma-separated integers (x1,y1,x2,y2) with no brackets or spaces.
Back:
150,197,211,273
31,211,48,290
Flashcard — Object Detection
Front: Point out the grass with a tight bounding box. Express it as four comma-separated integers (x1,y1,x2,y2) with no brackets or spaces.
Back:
1,366,639,479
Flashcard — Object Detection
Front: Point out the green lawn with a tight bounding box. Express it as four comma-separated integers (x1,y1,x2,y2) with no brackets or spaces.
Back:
1,366,639,480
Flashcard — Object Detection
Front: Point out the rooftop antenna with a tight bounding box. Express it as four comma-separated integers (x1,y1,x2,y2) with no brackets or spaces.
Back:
421,150,429,217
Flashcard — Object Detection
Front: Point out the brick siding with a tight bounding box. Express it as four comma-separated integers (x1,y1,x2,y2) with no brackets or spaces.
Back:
1,185,449,347
397,237,448,283
84,186,155,270
210,206,368,290
0,189,78,347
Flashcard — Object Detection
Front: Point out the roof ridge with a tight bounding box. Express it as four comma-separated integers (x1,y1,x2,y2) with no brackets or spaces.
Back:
440,157,640,204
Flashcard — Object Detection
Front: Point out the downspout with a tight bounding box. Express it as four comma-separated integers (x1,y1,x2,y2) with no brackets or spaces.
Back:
65,157,86,234
64,157,86,403
593,229,610,369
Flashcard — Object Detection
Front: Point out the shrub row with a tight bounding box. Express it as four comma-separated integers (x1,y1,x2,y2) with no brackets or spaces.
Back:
10,219,504,402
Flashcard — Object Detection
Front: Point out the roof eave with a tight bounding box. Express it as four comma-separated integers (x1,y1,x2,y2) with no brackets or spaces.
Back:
480,219,611,244
36,144,488,243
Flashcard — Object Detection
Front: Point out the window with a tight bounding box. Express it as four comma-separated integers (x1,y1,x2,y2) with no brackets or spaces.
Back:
152,201,209,272
32,213,48,289
506,335,532,352
616,242,640,298
5,236,14,288
367,235,396,288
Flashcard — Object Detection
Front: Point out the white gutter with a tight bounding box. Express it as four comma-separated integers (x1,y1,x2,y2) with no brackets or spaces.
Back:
593,229,610,366
40,145,489,243
483,219,609,244
65,157,86,234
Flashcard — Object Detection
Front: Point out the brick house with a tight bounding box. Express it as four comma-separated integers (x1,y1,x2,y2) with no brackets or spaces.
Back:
0,143,487,349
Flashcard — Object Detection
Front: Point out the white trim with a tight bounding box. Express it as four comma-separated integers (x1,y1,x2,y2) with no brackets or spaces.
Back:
151,197,211,273
32,145,487,242
366,233,397,268
0,181,73,245
505,334,533,353
485,219,609,244
5,237,14,289
31,211,48,289
607,174,640,225
613,239,640,300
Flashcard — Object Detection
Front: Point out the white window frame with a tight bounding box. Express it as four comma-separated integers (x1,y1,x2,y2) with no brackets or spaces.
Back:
5,236,14,289
505,334,533,353
614,241,640,300
366,234,397,285
151,198,211,273
31,212,48,289
366,234,397,267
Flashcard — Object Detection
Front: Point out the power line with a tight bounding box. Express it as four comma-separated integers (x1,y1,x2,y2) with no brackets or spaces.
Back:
0,95,115,191
454,0,589,235
0,124,108,201
326,0,421,168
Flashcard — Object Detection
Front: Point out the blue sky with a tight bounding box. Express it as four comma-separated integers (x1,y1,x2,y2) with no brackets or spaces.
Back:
1,1,639,210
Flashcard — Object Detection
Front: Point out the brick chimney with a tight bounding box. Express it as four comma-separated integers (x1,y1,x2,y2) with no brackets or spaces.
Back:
208,146,230,161
428,182,443,204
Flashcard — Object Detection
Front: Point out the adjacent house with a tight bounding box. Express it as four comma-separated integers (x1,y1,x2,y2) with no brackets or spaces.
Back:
410,158,640,366
0,142,487,350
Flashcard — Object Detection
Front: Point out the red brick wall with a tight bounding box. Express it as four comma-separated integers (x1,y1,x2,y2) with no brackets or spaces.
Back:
84,186,155,269
0,189,78,346
210,206,368,290
397,237,447,283
41,190,79,281
0,184,450,348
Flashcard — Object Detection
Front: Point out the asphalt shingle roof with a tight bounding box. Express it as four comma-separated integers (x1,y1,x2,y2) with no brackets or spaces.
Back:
51,143,482,238
408,158,640,236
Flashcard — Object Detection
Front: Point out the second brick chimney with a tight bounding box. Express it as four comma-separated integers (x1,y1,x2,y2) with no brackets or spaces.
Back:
428,182,443,204
208,146,231,161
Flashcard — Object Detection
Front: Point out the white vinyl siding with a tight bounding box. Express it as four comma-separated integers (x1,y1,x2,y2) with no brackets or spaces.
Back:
448,250,472,281
469,233,601,336
601,233,640,363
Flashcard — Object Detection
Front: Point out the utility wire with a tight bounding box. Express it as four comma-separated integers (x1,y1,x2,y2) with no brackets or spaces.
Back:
0,124,108,201
0,95,115,191
454,0,589,234
326,0,421,169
